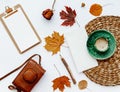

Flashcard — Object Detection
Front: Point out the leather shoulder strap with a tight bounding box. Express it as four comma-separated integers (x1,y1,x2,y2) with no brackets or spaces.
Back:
0,54,41,81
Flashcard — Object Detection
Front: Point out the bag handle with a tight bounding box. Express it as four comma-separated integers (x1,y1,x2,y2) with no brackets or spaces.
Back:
0,54,41,81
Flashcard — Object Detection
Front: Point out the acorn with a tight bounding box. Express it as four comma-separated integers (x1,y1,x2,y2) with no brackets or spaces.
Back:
42,9,53,20
81,2,85,7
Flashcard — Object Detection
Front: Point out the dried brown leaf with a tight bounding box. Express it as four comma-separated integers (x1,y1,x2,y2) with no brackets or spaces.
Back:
78,80,88,90
44,32,64,55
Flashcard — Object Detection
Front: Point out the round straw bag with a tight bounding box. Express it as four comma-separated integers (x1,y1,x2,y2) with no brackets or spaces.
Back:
84,16,120,86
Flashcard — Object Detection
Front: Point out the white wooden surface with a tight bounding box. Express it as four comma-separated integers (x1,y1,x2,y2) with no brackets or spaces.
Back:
0,0,120,92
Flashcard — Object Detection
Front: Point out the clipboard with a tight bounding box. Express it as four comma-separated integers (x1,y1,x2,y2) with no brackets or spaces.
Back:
0,4,41,54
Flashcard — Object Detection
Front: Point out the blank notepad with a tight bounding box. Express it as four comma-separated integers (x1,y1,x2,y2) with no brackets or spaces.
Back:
65,30,98,73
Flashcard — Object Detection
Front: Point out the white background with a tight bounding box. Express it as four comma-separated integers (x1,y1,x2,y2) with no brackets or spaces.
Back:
0,0,120,92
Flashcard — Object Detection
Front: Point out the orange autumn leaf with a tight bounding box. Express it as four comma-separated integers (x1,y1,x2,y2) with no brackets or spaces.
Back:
52,76,71,92
44,32,64,55
89,4,103,16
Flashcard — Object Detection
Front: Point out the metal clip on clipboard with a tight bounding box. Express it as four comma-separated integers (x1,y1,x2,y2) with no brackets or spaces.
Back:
5,6,18,18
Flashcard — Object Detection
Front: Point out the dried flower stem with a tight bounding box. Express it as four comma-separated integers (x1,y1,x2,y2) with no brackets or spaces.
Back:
62,41,69,48
87,88,93,92
102,3,112,7
52,0,57,10
62,45,69,48
54,64,61,76
76,19,80,27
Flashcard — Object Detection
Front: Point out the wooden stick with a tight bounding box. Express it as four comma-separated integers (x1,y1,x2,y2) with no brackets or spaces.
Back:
59,54,76,84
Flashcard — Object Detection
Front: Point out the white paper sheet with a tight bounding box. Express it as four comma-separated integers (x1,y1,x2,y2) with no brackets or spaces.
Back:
65,30,98,73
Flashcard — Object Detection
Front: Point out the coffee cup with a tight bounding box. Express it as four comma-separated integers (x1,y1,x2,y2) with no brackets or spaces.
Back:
94,37,109,52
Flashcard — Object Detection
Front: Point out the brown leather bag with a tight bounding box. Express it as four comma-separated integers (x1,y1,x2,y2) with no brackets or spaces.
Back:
0,54,46,92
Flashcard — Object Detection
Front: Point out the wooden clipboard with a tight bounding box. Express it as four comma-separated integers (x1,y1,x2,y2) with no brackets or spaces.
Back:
0,4,41,54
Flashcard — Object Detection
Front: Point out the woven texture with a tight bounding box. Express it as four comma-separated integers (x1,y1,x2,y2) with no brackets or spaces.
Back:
84,16,120,86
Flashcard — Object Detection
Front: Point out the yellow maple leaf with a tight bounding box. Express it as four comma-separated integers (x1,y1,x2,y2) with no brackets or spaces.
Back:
44,32,64,55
